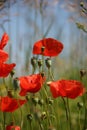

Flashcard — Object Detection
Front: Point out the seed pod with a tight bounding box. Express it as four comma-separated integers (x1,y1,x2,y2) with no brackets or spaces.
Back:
80,69,87,78
13,77,19,90
45,58,52,68
77,102,83,109
32,97,39,105
10,70,15,77
80,2,84,7
31,57,37,68
27,114,33,121
7,90,14,98
46,97,53,105
38,59,43,68
41,111,47,120
38,99,44,106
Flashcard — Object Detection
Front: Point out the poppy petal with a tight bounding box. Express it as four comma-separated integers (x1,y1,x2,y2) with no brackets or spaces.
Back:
48,80,85,99
33,38,63,57
0,96,27,112
0,50,8,62
19,74,45,96
0,33,9,49
0,62,16,77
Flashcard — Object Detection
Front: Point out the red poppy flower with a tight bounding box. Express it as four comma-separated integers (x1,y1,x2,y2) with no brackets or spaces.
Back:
6,125,20,130
33,38,63,57
0,96,27,112
19,74,45,96
0,50,8,62
0,62,16,77
48,80,85,99
0,32,9,50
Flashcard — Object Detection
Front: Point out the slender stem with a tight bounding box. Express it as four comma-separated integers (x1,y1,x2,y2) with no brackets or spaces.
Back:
3,112,5,130
41,55,44,72
67,98,72,130
78,109,81,130
49,68,54,81
62,97,69,130
3,78,8,93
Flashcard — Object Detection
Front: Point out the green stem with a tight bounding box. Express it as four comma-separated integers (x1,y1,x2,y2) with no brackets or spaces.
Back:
48,68,54,81
78,109,81,130
67,98,72,130
3,78,8,93
62,97,69,130
3,112,5,130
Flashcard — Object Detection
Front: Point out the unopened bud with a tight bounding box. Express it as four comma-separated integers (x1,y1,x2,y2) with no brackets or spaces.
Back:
46,97,53,105
77,102,83,109
41,72,45,77
26,95,30,101
31,57,37,68
32,97,39,105
45,58,52,68
27,114,33,121
38,59,43,67
80,69,87,78
80,2,84,7
38,99,44,106
7,89,14,98
41,112,47,120
10,70,15,77
13,77,19,90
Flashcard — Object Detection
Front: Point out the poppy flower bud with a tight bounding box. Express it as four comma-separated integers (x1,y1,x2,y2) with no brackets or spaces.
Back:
32,97,39,105
27,114,33,121
80,69,87,78
46,97,53,105
41,72,45,77
80,2,84,7
7,89,14,98
38,99,44,106
77,102,83,109
41,46,45,53
38,59,43,67
13,77,19,90
41,111,47,120
31,57,37,68
10,70,15,77
45,58,52,68
26,95,30,101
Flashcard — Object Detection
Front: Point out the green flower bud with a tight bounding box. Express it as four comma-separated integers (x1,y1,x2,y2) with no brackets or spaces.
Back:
80,2,84,7
32,97,39,105
38,59,43,67
41,72,45,77
80,69,87,78
45,58,52,68
13,77,19,90
10,70,15,77
7,89,14,98
41,111,47,120
38,99,44,106
27,114,33,121
77,102,83,109
26,95,30,101
46,97,53,105
31,57,37,68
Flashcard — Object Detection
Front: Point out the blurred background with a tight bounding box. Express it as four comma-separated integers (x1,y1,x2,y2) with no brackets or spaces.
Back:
0,0,87,78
